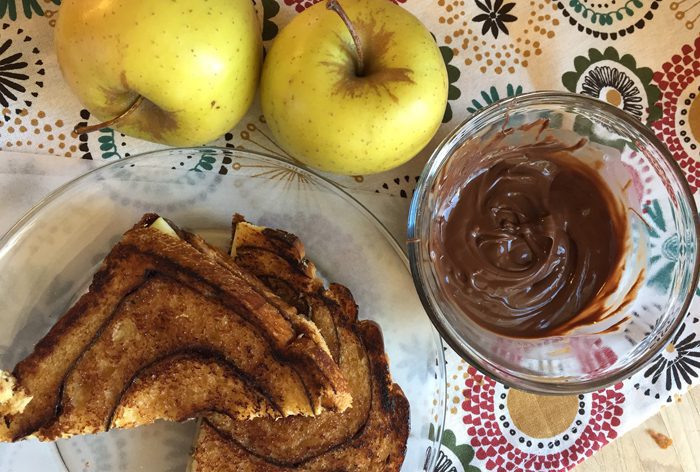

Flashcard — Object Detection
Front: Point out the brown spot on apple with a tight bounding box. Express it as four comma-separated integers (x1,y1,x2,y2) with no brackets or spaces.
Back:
321,16,414,103
99,85,137,111
120,71,129,90
91,69,132,117
129,98,179,141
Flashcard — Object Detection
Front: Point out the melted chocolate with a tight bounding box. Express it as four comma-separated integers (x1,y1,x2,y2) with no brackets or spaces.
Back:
434,134,626,337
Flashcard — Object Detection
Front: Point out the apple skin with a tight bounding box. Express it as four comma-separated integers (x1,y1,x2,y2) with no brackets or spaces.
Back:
260,0,448,175
55,0,262,146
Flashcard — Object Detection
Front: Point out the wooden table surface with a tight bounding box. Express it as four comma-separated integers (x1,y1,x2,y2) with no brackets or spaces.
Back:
576,386,700,472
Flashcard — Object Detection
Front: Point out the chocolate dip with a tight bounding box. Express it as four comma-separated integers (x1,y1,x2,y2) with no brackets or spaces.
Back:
433,121,627,338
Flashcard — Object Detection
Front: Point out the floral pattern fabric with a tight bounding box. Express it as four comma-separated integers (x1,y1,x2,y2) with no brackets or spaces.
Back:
0,1,699,471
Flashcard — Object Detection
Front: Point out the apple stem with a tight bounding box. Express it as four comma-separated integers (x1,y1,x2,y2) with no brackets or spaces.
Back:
326,0,364,76
71,95,145,138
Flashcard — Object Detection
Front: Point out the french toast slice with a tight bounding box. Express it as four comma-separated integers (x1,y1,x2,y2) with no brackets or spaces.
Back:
190,218,409,471
0,214,350,442
0,372,31,419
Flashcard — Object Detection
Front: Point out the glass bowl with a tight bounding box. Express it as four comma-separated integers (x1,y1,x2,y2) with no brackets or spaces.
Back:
0,148,445,471
408,91,700,394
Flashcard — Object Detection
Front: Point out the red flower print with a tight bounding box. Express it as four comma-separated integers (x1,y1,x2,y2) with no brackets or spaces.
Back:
461,366,625,471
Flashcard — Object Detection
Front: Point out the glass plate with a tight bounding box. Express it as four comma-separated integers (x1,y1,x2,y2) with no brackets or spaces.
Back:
0,148,446,472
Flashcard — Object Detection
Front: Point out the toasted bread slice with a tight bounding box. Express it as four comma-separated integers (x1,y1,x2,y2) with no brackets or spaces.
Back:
230,215,322,314
0,372,31,419
190,218,409,471
110,352,279,429
193,322,410,471
0,214,350,442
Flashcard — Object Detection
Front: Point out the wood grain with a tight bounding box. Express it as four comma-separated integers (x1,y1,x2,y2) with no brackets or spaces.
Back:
576,386,700,472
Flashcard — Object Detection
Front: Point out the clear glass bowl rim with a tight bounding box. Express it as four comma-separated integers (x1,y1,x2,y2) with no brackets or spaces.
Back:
407,90,700,394
0,147,447,471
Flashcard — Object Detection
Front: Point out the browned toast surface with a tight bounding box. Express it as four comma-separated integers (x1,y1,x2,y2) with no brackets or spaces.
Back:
191,218,409,471
203,286,373,465
193,320,410,472
112,352,279,429
1,214,350,441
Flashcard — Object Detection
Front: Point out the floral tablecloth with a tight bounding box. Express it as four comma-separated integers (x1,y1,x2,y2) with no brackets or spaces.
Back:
1,0,699,471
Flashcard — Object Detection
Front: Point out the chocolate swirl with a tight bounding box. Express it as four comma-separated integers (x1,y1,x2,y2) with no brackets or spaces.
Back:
435,142,625,337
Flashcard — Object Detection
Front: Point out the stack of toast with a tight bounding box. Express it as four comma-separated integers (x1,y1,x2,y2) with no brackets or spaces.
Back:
0,213,409,471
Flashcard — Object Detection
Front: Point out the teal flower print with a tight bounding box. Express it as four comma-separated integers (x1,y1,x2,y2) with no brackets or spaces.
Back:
440,44,462,123
467,84,523,113
430,425,481,472
0,0,60,20
644,199,680,291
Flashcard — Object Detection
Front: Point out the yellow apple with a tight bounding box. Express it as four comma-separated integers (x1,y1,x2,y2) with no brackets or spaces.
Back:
260,0,448,175
55,0,262,146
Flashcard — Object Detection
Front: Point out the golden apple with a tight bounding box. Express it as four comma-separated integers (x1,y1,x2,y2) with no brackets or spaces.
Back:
260,0,448,175
55,0,262,146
